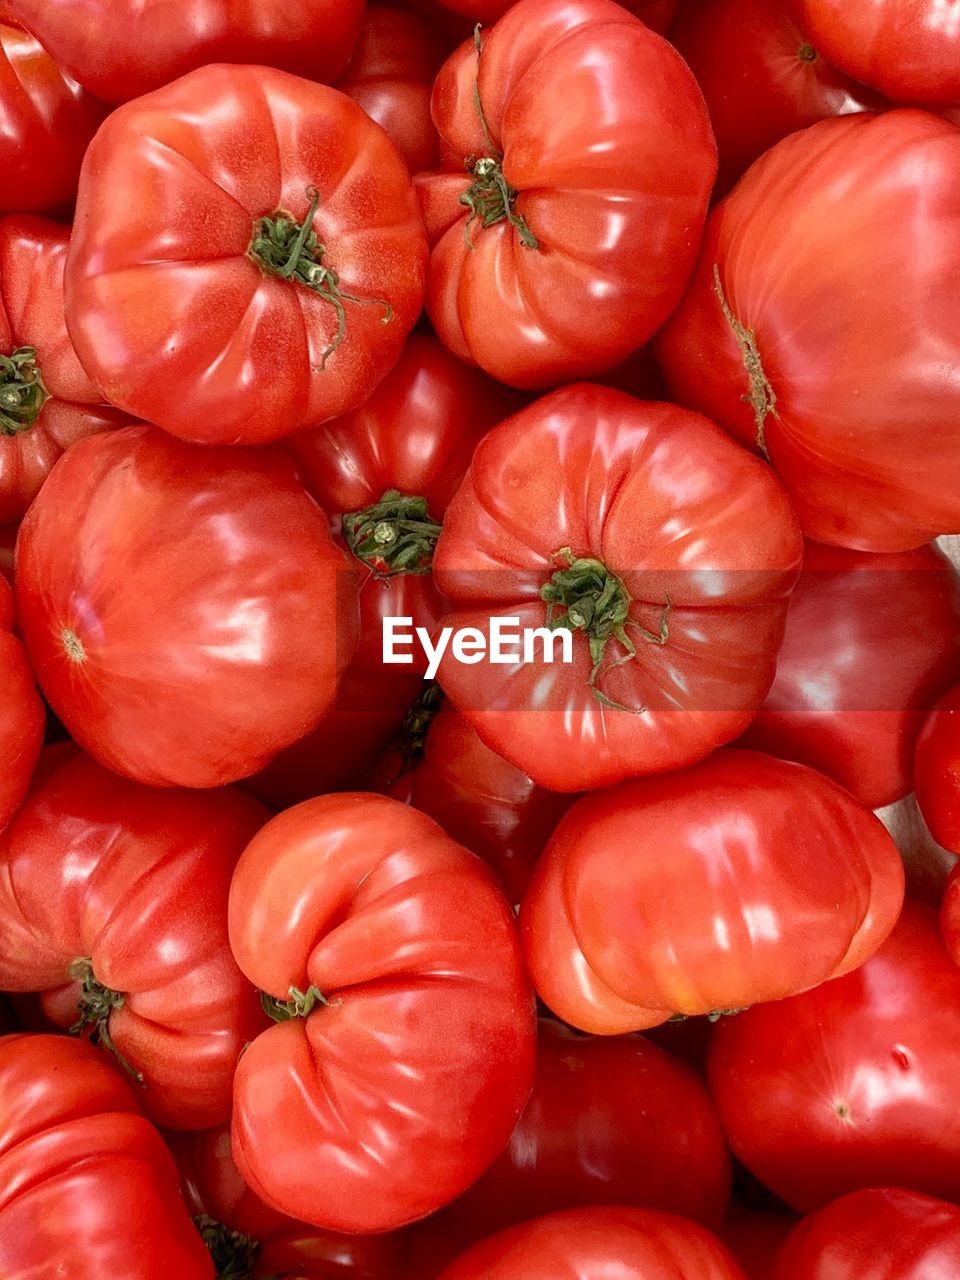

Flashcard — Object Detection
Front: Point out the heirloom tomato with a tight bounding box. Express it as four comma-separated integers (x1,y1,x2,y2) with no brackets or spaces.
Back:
916,683,960,854
65,64,427,445
229,793,535,1233
0,572,42,832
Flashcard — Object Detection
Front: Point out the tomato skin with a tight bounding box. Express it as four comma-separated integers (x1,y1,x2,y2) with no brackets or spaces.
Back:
430,0,680,28
65,65,427,446
229,793,535,1233
776,1188,960,1279
417,0,716,388
709,902,960,1213
0,1034,214,1279
657,110,960,553
916,684,960,855
433,385,803,793
672,0,883,197
9,0,364,104
739,541,960,809
0,574,43,833
15,425,356,789
522,750,905,1035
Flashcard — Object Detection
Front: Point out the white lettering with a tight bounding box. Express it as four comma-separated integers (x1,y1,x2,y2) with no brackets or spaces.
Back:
523,626,573,665
489,616,522,663
420,627,452,680
383,617,414,665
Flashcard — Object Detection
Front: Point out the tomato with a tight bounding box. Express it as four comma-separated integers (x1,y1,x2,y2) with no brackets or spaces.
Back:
435,1207,746,1279
338,7,447,173
940,862,960,967
0,20,106,215
415,0,716,388
430,0,680,28
0,752,268,1129
171,1124,407,1279
522,750,905,1035
672,0,883,197
657,110,960,553
709,902,960,1212
0,216,130,524
64,65,427,446
916,683,960,854
229,793,536,1232
776,1188,960,1279
15,425,356,789
0,573,42,832
0,1034,213,1279
9,0,365,104
0,521,13,584
433,385,803,792
739,541,960,809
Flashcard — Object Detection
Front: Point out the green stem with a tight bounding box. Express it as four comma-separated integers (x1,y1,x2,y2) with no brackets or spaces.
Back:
343,489,442,577
712,264,777,457
260,984,328,1024
68,958,144,1086
0,347,48,435
194,1215,268,1280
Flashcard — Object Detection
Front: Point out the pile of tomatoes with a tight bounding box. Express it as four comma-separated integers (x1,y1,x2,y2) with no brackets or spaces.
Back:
3,0,960,1276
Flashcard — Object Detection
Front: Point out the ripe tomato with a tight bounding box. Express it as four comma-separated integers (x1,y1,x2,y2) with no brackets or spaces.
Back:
65,65,427,445
0,573,42,832
0,1034,213,1279
739,541,960,809
0,216,130,524
915,683,960,854
657,110,960,553
338,6,447,173
416,0,716,388
0,752,268,1129
229,793,536,1233
672,0,883,196
9,0,364,104
776,1188,960,1278
0,20,106,215
433,385,803,792
522,750,905,1035
709,902,960,1212
15,425,357,789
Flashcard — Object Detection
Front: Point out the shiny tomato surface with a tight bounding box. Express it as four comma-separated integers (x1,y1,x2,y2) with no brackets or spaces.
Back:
0,572,42,831
916,683,960,854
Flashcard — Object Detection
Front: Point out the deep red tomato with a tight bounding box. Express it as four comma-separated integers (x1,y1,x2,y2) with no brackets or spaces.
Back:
0,572,42,832
776,1188,960,1279
672,0,883,196
0,1034,213,1279
9,0,364,104
0,752,268,1129
916,683,960,854
709,902,960,1212
229,793,536,1233
64,65,427,445
338,6,447,173
720,1206,797,1280
657,110,960,553
436,1207,747,1279
739,541,960,809
15,425,356,789
433,385,803,792
171,1124,407,1279
522,750,905,1035
415,0,716,388
0,20,106,215
0,215,130,523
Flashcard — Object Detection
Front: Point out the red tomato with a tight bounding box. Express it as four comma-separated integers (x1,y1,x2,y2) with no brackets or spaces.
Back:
338,7,447,173
0,216,130,524
0,1034,213,1279
522,750,905,1035
0,573,42,832
657,110,960,553
436,1207,746,1279
9,0,365,104
719,1206,797,1280
739,541,960,809
672,0,883,196
916,683,960,854
64,65,427,445
171,1124,407,1279
709,902,960,1212
940,862,960,967
433,385,803,792
229,793,536,1233
0,752,268,1129
0,21,106,215
415,0,716,388
776,1188,960,1279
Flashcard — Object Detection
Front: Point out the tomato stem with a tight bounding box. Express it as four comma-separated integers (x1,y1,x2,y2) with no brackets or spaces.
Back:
194,1214,264,1280
712,264,778,457
68,957,145,1087
343,489,442,577
374,682,444,788
260,984,328,1023
797,41,818,62
0,346,48,435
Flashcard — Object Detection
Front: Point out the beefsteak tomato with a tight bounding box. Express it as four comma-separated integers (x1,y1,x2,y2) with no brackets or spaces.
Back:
0,571,42,832
915,683,960,855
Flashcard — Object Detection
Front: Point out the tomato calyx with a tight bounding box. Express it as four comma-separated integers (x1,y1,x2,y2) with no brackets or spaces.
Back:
260,984,328,1024
669,1006,750,1024
67,957,145,1087
248,186,394,371
194,1214,271,1280
712,264,779,457
0,346,49,435
343,489,442,576
797,41,818,62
